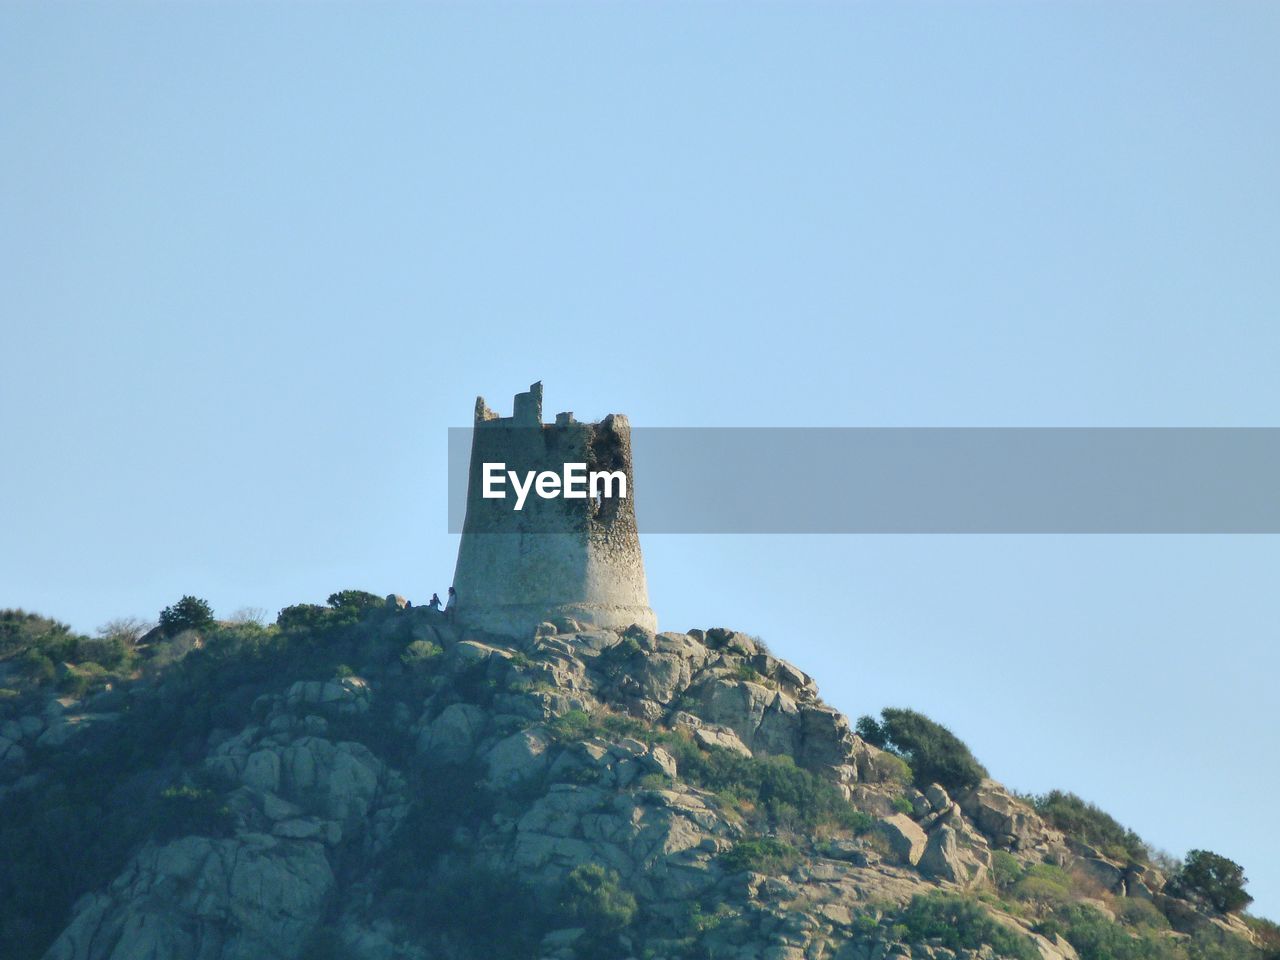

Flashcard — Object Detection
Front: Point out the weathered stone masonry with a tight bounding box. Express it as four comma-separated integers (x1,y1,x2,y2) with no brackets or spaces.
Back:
452,381,658,638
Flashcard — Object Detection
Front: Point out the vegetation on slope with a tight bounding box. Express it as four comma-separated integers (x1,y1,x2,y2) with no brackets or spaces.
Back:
0,598,1272,960
855,706,989,792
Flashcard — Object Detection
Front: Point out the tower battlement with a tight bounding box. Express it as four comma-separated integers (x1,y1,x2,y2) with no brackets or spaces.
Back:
452,382,657,638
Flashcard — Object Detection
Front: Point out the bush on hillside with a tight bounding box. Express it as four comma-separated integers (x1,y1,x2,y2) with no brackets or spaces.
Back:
327,590,385,611
856,708,988,793
74,635,132,670
158,596,215,637
660,732,872,833
277,602,362,634
1045,903,1182,960
401,640,443,666
1,610,79,659
720,838,800,875
990,850,1022,894
1169,850,1253,915
1029,790,1148,863
898,893,1039,960
558,864,637,938
855,714,887,747
1011,862,1074,908
58,662,109,699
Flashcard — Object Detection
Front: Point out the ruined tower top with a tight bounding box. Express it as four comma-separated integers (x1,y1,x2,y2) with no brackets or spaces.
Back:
452,382,657,639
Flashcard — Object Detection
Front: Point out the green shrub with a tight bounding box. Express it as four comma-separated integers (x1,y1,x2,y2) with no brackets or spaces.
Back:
1185,929,1268,960
876,753,913,785
549,708,593,741
612,634,644,658
1030,790,1148,863
1051,904,1184,960
891,794,914,815
1169,849,1253,915
856,714,887,748
721,837,799,875
158,596,215,637
660,733,872,832
0,610,78,659
58,662,109,699
19,649,56,685
864,708,988,793
202,621,279,660
595,711,648,740
990,850,1022,894
898,893,1039,959
75,635,131,669
401,640,443,665
1011,863,1073,908
146,630,202,672
558,864,637,937
688,901,738,934
1115,897,1169,930
277,603,359,633
326,590,385,611
547,708,648,745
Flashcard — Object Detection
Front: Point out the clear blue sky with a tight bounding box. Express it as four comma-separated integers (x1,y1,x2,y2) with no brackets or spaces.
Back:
3,1,1278,919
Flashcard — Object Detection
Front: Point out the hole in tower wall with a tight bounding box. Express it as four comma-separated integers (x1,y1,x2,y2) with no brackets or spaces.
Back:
587,421,627,524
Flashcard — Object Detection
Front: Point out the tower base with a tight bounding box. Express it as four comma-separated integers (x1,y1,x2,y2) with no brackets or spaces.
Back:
458,601,657,640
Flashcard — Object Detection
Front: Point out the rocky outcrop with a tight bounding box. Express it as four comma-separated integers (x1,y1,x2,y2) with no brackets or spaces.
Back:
11,610,1254,960
46,834,334,960
957,779,1065,856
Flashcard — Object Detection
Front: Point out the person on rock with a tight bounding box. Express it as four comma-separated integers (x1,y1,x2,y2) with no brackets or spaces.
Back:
445,587,456,621
429,593,441,611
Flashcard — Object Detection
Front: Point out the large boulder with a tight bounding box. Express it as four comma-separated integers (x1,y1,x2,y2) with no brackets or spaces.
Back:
797,705,856,770
872,813,928,866
694,678,775,750
917,824,987,887
417,702,488,763
285,677,371,715
957,779,1057,851
485,727,553,787
622,633,714,702
693,725,753,758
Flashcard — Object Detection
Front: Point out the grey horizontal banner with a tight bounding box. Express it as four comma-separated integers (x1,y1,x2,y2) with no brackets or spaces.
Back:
447,428,1280,533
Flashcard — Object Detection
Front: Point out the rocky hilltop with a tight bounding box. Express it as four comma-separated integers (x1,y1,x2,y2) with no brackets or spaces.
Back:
0,597,1272,960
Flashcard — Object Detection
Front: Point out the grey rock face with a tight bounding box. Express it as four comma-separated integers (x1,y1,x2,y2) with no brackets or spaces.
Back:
47,835,333,960
29,615,1226,960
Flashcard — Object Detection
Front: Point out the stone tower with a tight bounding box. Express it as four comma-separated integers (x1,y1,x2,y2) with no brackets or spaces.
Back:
452,382,657,638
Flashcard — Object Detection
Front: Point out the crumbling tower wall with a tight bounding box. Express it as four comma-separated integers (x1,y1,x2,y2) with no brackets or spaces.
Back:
452,381,657,638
